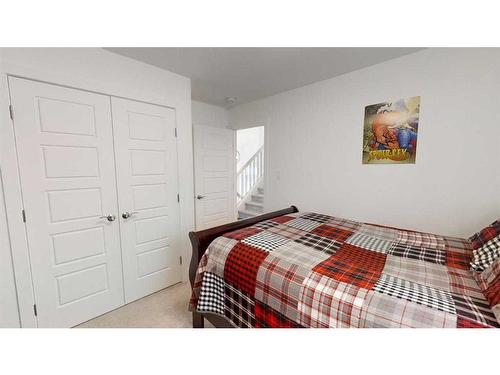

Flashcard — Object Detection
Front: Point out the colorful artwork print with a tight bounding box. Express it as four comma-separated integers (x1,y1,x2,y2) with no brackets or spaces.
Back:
362,96,420,164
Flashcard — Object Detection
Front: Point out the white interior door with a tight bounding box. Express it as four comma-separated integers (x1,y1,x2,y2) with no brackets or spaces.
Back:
9,77,124,327
193,125,236,230
111,97,182,303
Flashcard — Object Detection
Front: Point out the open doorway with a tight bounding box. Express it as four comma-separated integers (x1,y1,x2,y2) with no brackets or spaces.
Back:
236,126,265,219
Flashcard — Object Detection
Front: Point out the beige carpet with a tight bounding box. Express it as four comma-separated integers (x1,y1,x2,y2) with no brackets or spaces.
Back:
76,282,200,328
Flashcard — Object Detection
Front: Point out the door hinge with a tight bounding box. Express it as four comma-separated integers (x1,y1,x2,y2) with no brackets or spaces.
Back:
33,304,38,316
174,128,178,137
179,256,183,265
177,193,180,203
9,105,14,120
22,209,26,223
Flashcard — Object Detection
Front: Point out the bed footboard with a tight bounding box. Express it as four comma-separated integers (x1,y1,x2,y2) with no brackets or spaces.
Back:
188,205,299,328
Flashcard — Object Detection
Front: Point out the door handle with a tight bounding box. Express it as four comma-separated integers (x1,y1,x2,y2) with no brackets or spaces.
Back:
196,195,206,200
100,214,116,222
122,211,138,219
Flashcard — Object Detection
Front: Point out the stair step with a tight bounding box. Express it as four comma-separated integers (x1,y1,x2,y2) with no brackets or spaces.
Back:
245,202,263,213
238,210,257,219
257,187,264,195
251,194,264,203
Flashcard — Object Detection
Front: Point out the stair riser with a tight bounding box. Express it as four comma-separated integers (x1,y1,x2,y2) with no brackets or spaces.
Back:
245,203,263,212
238,211,254,220
251,195,263,203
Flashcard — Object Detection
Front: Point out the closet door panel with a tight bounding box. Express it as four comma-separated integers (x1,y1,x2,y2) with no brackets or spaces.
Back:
111,97,181,303
9,77,124,327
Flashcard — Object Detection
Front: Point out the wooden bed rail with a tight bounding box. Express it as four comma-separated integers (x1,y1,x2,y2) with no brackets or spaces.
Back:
188,205,299,328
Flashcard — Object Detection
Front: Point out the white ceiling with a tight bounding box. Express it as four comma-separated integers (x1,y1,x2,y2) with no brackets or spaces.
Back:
106,48,424,108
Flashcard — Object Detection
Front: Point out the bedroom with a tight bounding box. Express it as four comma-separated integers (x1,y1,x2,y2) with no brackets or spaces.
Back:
0,1,498,374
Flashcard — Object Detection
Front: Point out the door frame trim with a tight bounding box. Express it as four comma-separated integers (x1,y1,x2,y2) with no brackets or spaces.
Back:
1,74,37,327
0,57,193,326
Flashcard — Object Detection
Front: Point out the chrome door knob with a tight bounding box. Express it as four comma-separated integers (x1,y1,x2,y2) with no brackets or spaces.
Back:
196,195,206,200
100,214,116,222
122,211,138,219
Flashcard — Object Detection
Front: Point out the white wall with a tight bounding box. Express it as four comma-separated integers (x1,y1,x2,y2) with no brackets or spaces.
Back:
0,48,194,327
192,100,229,128
237,126,264,170
229,48,500,237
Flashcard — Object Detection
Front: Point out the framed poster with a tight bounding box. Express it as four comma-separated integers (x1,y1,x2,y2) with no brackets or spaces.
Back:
362,96,420,164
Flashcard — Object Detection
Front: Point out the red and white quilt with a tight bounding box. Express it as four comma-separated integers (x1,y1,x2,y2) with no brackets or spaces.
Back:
189,212,499,328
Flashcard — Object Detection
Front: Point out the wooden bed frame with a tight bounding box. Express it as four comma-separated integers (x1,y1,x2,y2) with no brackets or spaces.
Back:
188,205,299,328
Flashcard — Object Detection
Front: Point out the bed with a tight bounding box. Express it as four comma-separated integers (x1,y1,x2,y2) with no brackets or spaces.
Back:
188,206,499,328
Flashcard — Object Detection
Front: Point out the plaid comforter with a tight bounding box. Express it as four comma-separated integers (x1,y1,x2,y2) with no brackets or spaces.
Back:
189,211,499,328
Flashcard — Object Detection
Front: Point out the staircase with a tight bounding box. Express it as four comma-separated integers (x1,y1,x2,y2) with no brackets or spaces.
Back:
237,146,264,219
238,186,264,219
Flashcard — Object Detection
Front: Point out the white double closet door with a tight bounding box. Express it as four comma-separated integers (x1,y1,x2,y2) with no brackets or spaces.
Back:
9,77,181,327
